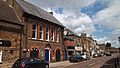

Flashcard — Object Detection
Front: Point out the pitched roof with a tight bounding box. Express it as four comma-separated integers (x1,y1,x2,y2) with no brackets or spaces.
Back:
64,36,74,41
0,0,22,25
64,28,78,36
16,0,64,27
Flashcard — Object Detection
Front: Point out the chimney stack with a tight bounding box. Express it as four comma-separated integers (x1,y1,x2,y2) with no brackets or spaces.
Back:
49,12,53,15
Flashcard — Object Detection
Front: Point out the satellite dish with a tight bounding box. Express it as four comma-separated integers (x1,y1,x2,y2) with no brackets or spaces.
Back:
64,31,68,35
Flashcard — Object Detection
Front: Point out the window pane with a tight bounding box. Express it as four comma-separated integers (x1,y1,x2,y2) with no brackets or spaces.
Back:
32,31,36,38
33,23,36,30
46,26,49,40
39,24,43,39
32,23,37,39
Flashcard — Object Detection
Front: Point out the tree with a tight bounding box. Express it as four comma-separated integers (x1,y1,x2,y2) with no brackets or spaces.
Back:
106,42,111,47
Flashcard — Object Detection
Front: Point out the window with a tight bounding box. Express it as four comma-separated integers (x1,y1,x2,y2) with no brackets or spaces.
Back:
39,24,43,40
46,26,49,41
51,28,54,41
32,23,37,39
56,32,59,42
54,29,59,42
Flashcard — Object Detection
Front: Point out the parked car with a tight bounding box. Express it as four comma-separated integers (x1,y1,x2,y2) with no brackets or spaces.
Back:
12,57,49,68
105,52,111,56
69,54,84,62
92,53,99,58
81,53,90,60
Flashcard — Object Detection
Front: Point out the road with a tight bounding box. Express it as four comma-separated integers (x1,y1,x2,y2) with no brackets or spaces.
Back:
65,53,119,68
50,53,120,68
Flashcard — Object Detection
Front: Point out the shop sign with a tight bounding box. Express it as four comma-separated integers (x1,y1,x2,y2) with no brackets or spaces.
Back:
0,40,11,47
66,41,76,46
75,47,82,51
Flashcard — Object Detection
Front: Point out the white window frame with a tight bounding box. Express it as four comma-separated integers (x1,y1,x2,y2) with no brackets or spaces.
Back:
32,22,37,39
56,32,59,42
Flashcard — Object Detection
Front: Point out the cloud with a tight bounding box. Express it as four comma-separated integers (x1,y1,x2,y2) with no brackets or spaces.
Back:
94,0,120,30
26,0,96,9
95,37,110,44
52,10,96,35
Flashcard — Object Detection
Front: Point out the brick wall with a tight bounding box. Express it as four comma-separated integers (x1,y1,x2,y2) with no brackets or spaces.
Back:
0,29,20,63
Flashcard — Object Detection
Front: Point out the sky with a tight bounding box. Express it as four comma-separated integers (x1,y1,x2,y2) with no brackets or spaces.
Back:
26,0,120,48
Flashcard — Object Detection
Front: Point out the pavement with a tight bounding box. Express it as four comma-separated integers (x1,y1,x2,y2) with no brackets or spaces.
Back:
0,63,13,68
49,61,76,68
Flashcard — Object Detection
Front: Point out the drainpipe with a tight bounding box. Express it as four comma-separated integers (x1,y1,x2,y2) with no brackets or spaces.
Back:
19,26,23,59
25,17,29,57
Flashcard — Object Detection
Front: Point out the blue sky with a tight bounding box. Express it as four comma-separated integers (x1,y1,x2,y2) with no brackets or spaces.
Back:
26,0,120,48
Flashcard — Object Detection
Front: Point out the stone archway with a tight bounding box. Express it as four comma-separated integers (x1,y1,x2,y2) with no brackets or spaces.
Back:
56,49,60,62
30,48,39,58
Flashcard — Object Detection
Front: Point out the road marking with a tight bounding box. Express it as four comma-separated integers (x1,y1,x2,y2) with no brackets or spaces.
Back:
88,62,96,66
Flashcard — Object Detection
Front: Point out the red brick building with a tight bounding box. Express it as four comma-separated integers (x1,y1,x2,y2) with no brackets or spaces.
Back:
64,28,79,58
14,0,64,62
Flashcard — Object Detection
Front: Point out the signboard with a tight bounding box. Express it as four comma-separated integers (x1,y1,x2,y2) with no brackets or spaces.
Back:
65,41,76,46
75,47,82,51
0,40,11,47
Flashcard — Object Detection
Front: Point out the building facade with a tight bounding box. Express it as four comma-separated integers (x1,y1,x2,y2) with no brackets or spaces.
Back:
80,33,94,55
64,28,81,58
15,0,64,62
0,0,23,63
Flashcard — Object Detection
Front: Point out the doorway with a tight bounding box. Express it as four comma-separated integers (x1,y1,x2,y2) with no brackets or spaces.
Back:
30,48,39,58
56,49,60,62
45,49,50,62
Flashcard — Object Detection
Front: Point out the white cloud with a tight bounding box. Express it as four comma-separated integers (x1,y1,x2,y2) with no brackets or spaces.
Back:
94,0,120,30
26,0,96,10
52,10,96,35
95,37,110,44
93,0,120,47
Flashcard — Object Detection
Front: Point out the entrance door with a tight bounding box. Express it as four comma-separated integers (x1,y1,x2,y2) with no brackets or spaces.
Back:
30,48,39,58
45,49,50,62
56,49,60,62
